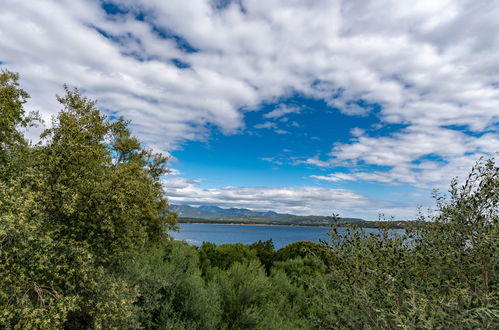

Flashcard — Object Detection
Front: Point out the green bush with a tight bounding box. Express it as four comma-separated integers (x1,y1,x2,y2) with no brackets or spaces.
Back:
307,158,498,329
249,239,276,274
199,242,258,276
123,241,221,329
0,182,138,329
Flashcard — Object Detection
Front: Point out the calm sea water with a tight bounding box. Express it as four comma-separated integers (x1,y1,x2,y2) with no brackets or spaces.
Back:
170,223,396,250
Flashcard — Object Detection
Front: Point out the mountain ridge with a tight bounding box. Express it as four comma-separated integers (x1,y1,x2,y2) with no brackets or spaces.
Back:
169,204,366,226
169,204,296,219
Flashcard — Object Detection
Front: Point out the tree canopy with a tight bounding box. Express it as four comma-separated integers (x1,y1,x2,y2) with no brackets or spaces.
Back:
0,70,176,327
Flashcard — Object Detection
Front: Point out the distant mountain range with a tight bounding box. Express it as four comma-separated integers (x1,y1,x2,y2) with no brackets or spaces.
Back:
169,204,295,219
169,204,365,227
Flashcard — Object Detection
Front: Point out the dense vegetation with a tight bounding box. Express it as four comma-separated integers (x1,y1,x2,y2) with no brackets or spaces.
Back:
178,216,414,228
1,70,497,329
177,215,358,227
171,204,365,226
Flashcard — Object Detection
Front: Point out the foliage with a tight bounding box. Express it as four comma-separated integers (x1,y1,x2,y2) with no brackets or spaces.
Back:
215,260,311,329
1,70,497,329
250,239,276,274
0,70,30,147
0,70,38,182
307,158,498,329
0,179,139,329
0,70,174,328
198,242,258,277
275,240,329,262
35,87,176,264
122,240,221,329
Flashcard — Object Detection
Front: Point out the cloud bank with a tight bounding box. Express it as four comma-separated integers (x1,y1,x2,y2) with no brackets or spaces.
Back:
1,0,498,215
163,176,417,219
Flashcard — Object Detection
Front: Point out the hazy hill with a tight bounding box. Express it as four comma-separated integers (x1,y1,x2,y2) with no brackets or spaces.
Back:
170,204,296,219
169,204,364,226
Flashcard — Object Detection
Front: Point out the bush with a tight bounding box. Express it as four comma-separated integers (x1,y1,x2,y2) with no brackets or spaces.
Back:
0,182,138,329
307,158,498,329
199,242,258,277
123,241,221,329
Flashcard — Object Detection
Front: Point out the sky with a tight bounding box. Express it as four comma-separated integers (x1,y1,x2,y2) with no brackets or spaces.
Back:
1,0,498,219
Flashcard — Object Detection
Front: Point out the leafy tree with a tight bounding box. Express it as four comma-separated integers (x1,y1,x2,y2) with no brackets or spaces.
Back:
215,260,278,329
276,240,329,263
272,256,326,284
198,242,258,277
250,239,276,274
123,241,221,329
0,175,139,329
0,70,39,182
0,70,30,147
35,87,176,264
215,260,311,329
308,158,498,329
1,72,176,327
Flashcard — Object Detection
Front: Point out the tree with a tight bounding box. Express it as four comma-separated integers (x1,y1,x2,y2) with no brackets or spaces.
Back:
308,158,498,329
0,70,39,182
0,161,139,329
250,239,276,274
0,70,30,147
36,87,176,264
123,241,221,329
1,74,176,327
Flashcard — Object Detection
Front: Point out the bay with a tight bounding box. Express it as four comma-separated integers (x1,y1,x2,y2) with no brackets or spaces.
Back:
170,223,400,250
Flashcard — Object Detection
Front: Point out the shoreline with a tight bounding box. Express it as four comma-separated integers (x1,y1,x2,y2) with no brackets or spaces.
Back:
178,221,333,228
176,221,409,230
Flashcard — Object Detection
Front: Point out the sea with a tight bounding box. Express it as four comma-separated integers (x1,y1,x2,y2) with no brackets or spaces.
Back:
170,223,402,250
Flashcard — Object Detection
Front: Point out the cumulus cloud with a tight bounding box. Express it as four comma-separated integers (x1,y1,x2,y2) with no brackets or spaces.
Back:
324,126,498,188
1,0,498,191
295,156,331,168
260,157,283,165
163,176,417,219
263,105,302,119
253,122,276,129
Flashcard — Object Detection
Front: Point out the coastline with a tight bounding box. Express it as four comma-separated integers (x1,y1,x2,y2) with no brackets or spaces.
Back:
177,221,333,228
177,218,414,229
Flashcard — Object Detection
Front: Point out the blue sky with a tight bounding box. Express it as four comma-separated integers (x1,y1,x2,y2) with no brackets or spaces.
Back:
1,0,498,219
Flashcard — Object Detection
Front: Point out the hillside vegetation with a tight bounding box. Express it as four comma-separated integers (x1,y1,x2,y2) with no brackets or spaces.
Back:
1,70,497,329
177,215,363,226
171,204,365,226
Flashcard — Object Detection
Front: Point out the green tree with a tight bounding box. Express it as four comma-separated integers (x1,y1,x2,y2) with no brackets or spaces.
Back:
199,242,258,277
308,158,498,329
1,73,176,328
36,87,176,264
250,239,276,274
0,172,139,329
0,70,39,182
215,260,311,329
275,240,329,263
123,241,221,329
0,70,30,147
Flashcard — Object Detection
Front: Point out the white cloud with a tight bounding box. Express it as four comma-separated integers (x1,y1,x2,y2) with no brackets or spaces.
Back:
274,129,290,135
295,156,331,168
263,104,302,119
254,121,276,129
1,0,497,191
325,126,497,188
163,176,418,219
311,173,357,182
260,157,283,165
